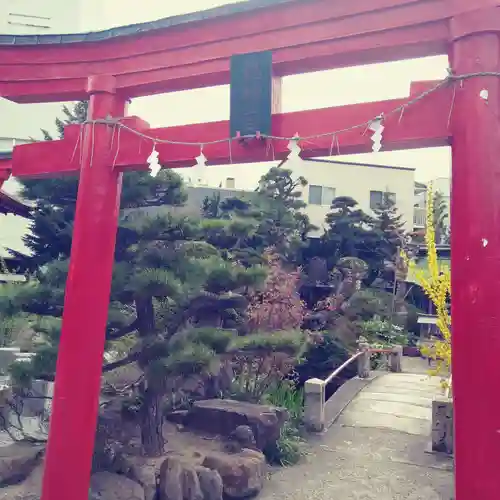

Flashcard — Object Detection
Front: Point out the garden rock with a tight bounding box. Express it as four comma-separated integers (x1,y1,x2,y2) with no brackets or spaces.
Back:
90,472,145,500
159,456,223,500
0,443,44,486
165,410,189,425
0,462,43,500
115,454,165,500
202,448,266,499
225,425,257,452
186,399,287,450
195,466,223,500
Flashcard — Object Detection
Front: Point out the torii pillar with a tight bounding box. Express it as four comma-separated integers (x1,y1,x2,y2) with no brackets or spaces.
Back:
450,5,500,499
40,76,127,499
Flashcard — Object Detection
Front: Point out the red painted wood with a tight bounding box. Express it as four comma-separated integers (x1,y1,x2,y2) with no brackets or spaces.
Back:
1,24,447,103
2,2,449,81
449,10,500,500
0,0,435,65
0,0,452,102
9,81,452,178
40,84,126,500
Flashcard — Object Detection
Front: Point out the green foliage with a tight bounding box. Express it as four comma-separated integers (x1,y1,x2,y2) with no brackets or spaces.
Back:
228,329,307,403
372,191,406,262
0,103,271,456
229,330,307,356
345,289,394,321
171,327,234,355
202,168,315,265
296,332,351,382
264,380,304,424
320,196,385,282
265,421,304,466
8,361,35,388
356,319,409,348
432,190,449,245
161,342,217,377
262,380,305,466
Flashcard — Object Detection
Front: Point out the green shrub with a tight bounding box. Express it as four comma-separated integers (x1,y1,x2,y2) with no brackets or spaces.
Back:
265,421,304,466
264,380,303,424
356,319,409,347
229,330,306,356
263,380,305,466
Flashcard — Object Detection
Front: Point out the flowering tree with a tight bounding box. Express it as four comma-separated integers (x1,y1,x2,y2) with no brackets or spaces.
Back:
248,249,305,332
405,185,451,385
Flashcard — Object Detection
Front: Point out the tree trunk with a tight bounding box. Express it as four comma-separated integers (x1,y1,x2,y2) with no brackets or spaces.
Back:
135,295,155,334
140,383,164,457
135,295,165,457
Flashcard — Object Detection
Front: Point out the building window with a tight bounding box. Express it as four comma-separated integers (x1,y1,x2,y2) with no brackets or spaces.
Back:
309,185,336,206
225,177,235,189
370,190,396,209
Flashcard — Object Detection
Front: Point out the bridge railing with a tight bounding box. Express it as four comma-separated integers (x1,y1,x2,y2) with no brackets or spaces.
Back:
304,342,403,432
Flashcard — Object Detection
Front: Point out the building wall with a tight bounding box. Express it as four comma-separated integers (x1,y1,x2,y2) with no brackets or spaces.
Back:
413,176,451,230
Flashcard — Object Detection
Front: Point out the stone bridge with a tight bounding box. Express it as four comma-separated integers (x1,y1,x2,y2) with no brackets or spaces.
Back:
260,358,454,500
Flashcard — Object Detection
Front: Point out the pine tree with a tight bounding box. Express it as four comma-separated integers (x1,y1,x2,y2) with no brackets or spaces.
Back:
432,190,449,245
202,167,316,266
0,103,266,456
321,196,384,283
372,191,406,262
254,167,315,258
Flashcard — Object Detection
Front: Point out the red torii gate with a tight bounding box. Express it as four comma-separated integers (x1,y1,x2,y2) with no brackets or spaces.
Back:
0,0,498,499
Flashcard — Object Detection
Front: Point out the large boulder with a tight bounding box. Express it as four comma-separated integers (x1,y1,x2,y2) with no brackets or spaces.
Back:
158,456,223,500
0,462,43,499
225,426,257,453
90,472,145,500
202,449,266,499
185,400,287,450
0,443,44,486
115,455,164,500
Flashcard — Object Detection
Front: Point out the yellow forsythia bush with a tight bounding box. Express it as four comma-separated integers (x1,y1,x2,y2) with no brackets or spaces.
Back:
404,185,451,385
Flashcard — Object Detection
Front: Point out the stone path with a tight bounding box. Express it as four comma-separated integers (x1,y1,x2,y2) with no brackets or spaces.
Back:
260,359,455,500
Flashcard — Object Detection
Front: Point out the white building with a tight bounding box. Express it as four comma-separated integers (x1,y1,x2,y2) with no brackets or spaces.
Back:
414,176,451,230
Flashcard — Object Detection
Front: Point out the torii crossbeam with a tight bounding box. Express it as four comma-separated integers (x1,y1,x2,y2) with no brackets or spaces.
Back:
1,1,500,499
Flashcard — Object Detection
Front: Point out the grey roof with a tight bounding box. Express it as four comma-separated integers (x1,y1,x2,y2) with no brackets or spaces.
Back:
0,0,296,46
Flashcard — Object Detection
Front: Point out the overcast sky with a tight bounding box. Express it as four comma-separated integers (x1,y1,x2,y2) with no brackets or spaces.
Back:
83,0,451,182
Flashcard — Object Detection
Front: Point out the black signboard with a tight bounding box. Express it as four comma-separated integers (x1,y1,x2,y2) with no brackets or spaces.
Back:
230,51,277,138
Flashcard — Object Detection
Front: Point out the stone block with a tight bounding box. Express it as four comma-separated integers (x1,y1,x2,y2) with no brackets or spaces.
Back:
431,397,453,454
